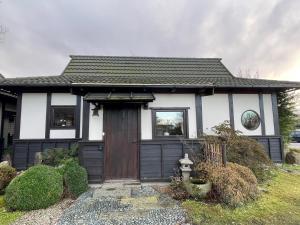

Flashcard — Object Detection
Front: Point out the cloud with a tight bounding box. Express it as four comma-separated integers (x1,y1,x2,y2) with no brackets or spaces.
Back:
0,0,299,81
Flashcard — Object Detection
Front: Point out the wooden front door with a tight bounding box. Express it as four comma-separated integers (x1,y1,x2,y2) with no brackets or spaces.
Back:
104,105,139,180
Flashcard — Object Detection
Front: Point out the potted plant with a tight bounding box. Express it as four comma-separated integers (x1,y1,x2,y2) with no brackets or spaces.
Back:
191,178,212,197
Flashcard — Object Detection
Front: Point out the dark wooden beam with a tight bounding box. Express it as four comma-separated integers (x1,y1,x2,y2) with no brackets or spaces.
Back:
228,93,235,129
259,93,266,135
14,93,22,139
0,101,5,138
75,96,81,138
271,92,280,136
195,94,203,137
45,93,51,139
82,100,90,140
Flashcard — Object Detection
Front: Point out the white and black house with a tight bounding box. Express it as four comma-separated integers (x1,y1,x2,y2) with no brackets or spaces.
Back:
0,74,17,160
0,56,299,183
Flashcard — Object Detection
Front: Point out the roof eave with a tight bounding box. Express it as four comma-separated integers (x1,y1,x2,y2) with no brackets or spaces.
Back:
71,83,215,89
216,85,300,89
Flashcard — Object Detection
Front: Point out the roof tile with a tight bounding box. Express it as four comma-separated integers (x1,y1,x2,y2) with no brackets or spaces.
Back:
0,56,300,89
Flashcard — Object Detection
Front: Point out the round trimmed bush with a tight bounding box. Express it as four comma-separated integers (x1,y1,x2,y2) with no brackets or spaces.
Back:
4,165,63,211
60,160,88,198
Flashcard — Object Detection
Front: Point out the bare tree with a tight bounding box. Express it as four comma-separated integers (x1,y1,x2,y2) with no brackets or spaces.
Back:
237,68,260,79
0,1,7,43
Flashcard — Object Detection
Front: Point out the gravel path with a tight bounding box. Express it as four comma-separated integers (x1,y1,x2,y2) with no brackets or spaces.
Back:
11,199,74,225
57,184,187,225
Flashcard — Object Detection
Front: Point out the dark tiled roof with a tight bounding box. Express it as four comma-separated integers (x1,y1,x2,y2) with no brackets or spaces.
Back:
0,55,300,89
0,75,70,86
63,55,233,78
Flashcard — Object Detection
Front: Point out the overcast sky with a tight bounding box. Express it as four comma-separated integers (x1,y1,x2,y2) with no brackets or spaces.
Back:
0,0,299,80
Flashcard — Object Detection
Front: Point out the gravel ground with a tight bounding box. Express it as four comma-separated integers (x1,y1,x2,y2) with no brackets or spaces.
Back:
11,199,74,225
57,185,187,225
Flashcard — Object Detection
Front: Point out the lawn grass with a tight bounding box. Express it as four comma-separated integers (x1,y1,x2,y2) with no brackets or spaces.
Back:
281,163,300,171
183,171,300,225
0,195,23,225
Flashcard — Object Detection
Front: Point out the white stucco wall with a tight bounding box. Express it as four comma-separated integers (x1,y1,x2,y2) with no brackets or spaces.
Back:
233,94,262,135
50,130,76,139
51,93,77,105
263,94,275,135
202,94,230,134
20,93,47,139
89,103,103,141
141,93,197,139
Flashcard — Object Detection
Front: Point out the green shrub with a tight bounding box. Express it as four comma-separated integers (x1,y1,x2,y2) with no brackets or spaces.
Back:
195,162,259,207
59,159,88,198
0,164,17,193
211,122,273,182
286,148,300,164
285,151,296,164
4,165,63,210
41,144,78,166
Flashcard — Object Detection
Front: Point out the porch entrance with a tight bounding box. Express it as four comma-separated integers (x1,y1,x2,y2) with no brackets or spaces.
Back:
103,104,139,180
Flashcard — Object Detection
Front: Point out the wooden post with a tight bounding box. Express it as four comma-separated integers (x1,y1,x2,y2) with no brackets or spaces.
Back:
222,144,227,166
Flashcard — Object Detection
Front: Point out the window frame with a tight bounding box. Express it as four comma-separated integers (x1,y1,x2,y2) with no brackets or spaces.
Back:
241,109,261,131
151,108,189,139
50,106,76,130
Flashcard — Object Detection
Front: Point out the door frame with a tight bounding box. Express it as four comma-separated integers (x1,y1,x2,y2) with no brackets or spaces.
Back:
102,103,141,180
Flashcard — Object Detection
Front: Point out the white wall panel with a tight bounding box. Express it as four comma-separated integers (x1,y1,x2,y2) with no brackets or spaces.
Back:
50,129,76,139
51,93,77,106
89,103,103,141
202,94,230,134
20,93,47,139
233,94,262,135
263,94,275,135
141,94,197,139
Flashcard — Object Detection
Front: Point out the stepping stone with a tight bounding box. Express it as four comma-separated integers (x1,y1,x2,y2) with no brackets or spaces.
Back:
93,185,132,198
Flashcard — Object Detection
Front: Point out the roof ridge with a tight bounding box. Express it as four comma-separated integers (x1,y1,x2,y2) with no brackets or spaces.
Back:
69,55,222,61
5,75,62,79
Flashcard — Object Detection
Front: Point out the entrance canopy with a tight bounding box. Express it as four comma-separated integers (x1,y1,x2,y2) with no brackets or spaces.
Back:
83,92,155,103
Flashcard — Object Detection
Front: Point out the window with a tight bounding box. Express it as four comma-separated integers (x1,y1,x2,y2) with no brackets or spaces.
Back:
51,106,75,129
153,109,187,138
241,110,260,130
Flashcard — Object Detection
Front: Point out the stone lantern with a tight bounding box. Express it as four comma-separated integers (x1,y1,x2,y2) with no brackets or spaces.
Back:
179,153,193,181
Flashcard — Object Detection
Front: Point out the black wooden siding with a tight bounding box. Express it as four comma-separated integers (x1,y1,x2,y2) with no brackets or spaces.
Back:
140,140,203,181
13,139,79,170
79,141,104,183
253,136,283,162
12,136,283,182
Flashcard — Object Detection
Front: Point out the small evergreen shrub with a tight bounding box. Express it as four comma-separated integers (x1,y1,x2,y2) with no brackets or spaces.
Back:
41,144,78,166
0,164,17,193
4,165,63,210
59,159,88,198
285,149,300,164
195,162,259,207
